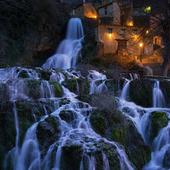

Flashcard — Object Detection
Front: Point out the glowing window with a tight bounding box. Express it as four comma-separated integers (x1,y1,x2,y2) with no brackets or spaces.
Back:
144,6,152,13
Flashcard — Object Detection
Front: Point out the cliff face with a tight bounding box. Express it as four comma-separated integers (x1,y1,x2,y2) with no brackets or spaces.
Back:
0,0,70,67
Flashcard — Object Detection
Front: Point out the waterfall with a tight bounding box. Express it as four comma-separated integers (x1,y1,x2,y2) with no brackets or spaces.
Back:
3,66,170,170
13,102,20,155
88,70,108,95
1,67,135,170
152,80,165,108
144,123,170,170
119,77,170,170
42,18,84,69
16,123,41,170
121,79,131,100
120,73,139,100
102,152,110,170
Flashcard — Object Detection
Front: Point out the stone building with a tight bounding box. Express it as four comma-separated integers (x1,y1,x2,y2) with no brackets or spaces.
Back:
73,0,163,64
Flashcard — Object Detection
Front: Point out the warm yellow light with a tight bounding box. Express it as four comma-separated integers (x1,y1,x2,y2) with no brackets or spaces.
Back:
84,3,98,19
146,30,149,34
127,21,134,27
85,14,98,19
93,15,97,19
139,42,144,48
107,33,112,39
132,34,139,41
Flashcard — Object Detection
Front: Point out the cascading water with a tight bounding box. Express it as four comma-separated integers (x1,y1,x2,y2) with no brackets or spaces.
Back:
1,67,135,170
152,80,166,108
42,18,84,69
88,70,108,95
120,73,139,100
119,75,170,170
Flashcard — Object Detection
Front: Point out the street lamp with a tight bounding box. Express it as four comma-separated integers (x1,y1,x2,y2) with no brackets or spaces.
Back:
139,42,144,48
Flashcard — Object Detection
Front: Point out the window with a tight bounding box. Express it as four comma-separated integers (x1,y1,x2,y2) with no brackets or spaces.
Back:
153,36,162,46
107,28,113,34
144,6,152,14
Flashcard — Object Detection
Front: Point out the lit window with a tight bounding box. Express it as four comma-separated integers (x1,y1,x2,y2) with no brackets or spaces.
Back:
107,28,113,39
144,6,152,13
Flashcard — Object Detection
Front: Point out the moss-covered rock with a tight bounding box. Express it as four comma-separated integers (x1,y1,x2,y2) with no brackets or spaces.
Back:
160,80,170,106
18,70,30,78
149,111,169,141
90,109,151,169
129,79,154,107
40,69,51,81
60,145,83,170
59,110,76,123
37,115,61,154
90,112,106,135
26,79,41,99
50,81,63,97
63,78,78,93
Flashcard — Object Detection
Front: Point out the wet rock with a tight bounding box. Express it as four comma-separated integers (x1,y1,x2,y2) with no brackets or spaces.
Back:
58,98,70,107
0,83,9,101
163,146,170,168
60,145,83,170
26,79,41,99
90,111,106,135
149,111,169,141
60,138,121,170
160,80,170,106
90,93,116,112
59,110,76,123
129,79,154,107
90,109,151,169
18,70,30,78
63,78,79,93
37,116,61,154
38,69,51,81
105,79,119,95
64,78,90,98
50,81,63,97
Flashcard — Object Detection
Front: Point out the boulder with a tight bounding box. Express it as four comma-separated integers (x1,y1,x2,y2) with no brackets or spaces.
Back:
129,79,154,107
149,111,169,142
59,110,76,123
50,81,63,97
37,116,61,154
90,109,151,169
60,145,83,170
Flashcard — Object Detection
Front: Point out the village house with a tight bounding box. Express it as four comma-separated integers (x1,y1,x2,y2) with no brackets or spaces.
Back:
72,0,163,65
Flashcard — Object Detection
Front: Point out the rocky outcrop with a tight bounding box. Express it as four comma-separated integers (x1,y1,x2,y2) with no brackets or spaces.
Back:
129,79,154,107
90,109,151,169
37,116,61,154
129,78,170,107
1,67,170,170
0,0,70,67
149,111,169,142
